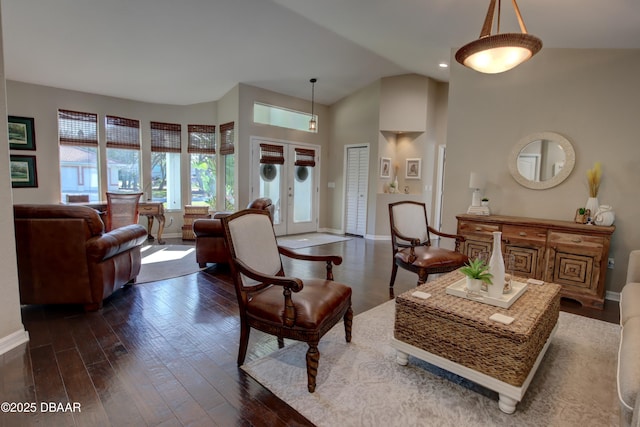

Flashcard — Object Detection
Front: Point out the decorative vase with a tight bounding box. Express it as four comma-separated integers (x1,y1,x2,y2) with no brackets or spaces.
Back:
394,176,399,190
466,277,483,293
594,205,615,226
488,231,505,299
585,197,599,223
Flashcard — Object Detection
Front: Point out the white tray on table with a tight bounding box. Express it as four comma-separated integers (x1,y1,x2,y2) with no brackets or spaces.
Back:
445,277,528,309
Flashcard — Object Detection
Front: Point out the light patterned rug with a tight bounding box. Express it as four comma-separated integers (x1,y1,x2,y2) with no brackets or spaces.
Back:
136,244,202,284
277,233,352,249
242,299,621,427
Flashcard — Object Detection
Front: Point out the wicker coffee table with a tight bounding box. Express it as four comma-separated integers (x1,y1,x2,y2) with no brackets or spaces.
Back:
392,270,561,414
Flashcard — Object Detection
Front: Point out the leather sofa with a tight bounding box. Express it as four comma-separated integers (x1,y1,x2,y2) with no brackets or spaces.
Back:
193,198,273,267
618,249,640,427
13,204,148,311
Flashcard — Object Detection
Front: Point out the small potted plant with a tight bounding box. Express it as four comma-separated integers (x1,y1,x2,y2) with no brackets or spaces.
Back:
481,197,489,207
574,207,589,224
459,258,493,292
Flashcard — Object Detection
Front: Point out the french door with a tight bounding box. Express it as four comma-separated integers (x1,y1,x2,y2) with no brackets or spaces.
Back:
251,138,319,236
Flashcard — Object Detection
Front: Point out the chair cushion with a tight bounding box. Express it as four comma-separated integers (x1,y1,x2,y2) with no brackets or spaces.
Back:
247,279,352,329
621,283,640,326
395,246,468,269
619,315,640,411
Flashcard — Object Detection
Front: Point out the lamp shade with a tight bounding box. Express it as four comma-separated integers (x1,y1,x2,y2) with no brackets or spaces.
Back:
455,0,542,74
469,172,486,189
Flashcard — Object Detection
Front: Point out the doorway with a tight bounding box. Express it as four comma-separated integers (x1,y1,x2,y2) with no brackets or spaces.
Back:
251,138,319,236
344,145,369,237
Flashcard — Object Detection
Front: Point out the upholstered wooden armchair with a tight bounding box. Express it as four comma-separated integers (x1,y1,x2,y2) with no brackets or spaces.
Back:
105,192,143,232
221,209,353,393
389,201,469,287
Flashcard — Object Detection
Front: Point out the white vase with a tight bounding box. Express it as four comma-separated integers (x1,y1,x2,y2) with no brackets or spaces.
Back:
585,197,599,223
488,231,505,299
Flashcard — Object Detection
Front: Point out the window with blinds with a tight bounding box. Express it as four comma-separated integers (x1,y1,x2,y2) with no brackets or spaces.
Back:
151,121,181,153
150,121,181,209
219,122,234,155
58,109,100,202
106,115,141,192
189,124,217,207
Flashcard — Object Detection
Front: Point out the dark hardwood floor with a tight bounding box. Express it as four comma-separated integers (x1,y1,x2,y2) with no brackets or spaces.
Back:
1,236,619,426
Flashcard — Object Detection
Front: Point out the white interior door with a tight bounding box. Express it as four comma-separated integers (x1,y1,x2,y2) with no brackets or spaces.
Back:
251,138,318,236
344,145,368,236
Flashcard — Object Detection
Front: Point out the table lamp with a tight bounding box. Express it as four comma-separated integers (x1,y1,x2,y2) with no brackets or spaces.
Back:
467,172,489,215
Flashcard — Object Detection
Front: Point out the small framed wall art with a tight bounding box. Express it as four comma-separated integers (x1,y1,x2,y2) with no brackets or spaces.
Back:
8,116,36,150
10,155,38,188
380,157,391,178
405,158,421,179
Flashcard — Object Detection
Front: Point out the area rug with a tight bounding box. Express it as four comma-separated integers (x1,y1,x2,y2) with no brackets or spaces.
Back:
242,299,621,427
136,244,202,284
277,233,352,249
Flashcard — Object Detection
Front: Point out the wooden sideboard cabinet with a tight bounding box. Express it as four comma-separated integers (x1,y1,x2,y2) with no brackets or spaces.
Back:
456,214,615,309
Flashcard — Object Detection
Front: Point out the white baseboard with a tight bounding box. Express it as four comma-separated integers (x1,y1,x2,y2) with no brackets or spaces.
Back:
606,290,620,302
0,329,29,356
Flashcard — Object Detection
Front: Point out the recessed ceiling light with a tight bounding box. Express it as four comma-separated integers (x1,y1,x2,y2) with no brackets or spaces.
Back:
438,62,449,68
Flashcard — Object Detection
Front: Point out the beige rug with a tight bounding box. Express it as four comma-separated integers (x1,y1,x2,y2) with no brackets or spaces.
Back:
277,233,352,249
136,244,202,284
242,300,621,427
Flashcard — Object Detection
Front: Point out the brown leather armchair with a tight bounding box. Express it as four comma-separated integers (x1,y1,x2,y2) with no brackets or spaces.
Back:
193,198,273,267
13,204,148,311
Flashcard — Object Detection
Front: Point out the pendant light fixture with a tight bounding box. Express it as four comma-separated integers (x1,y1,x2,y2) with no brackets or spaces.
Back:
309,78,317,132
455,0,542,74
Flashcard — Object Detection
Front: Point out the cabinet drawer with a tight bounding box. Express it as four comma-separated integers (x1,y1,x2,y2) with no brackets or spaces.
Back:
548,231,604,249
458,221,500,237
502,225,547,243
139,205,160,215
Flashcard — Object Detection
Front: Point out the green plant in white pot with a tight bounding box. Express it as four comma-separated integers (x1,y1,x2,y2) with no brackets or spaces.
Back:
459,258,493,293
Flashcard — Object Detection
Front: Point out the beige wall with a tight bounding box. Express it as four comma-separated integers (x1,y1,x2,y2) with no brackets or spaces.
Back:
328,74,448,237
235,83,329,220
444,48,640,294
0,8,28,353
327,80,381,235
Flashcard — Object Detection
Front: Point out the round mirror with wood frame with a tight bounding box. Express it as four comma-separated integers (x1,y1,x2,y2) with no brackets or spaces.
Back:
508,131,575,190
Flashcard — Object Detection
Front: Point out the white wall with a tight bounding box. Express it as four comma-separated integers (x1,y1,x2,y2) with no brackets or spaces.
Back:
444,48,640,294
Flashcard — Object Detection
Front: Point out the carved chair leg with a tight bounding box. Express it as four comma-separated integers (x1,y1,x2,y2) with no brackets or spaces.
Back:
277,337,284,348
389,263,398,287
306,343,320,393
417,271,428,286
237,319,251,366
343,306,353,343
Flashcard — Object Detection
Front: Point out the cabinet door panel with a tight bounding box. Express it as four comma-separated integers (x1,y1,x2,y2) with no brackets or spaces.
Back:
505,245,542,278
465,239,492,259
546,248,600,293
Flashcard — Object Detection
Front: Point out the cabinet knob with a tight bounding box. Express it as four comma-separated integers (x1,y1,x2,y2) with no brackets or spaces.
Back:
519,232,527,236
475,227,482,231
572,238,582,243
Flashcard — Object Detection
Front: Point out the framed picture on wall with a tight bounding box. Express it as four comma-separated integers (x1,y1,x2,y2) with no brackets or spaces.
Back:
380,157,391,178
8,116,36,150
405,158,421,179
10,155,38,188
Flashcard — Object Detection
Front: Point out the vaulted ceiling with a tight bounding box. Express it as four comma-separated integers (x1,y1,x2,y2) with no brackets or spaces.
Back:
3,0,639,105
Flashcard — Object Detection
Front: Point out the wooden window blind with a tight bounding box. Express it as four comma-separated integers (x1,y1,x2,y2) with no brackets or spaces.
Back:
58,109,98,146
187,124,216,154
259,143,285,164
106,115,140,149
219,122,235,155
295,148,316,167
150,121,181,153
